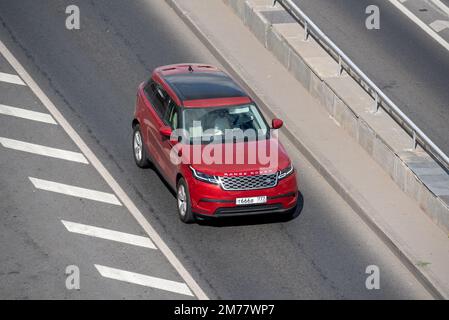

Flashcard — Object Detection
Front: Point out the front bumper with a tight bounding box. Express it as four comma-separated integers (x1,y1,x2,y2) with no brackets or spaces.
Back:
194,201,298,219
187,170,299,217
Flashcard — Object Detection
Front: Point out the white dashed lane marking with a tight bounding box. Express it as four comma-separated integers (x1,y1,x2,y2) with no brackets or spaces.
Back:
95,265,194,296
0,137,88,163
0,71,25,85
0,104,57,124
29,177,122,206
430,20,449,32
61,220,156,249
0,38,206,299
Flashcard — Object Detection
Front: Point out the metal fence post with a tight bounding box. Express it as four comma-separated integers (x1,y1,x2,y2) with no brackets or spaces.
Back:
412,131,417,150
304,22,309,41
338,56,343,76
373,92,379,113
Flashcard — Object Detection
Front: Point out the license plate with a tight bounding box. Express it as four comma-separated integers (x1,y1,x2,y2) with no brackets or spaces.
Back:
236,196,267,206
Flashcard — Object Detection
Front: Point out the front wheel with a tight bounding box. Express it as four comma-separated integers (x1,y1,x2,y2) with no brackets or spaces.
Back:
133,124,151,168
177,178,195,223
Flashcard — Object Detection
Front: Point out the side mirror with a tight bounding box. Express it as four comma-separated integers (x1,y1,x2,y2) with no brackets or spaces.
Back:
271,118,283,130
159,126,173,138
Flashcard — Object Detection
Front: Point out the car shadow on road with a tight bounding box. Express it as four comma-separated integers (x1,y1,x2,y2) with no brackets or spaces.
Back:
195,192,304,227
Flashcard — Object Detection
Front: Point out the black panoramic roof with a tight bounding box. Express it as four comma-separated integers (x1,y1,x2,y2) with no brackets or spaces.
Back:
164,72,247,102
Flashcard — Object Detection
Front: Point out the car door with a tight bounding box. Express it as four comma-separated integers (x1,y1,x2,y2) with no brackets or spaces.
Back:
141,80,169,172
161,98,181,187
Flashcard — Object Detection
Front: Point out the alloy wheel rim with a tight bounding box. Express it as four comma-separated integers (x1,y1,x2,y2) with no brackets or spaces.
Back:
177,185,187,217
134,131,142,161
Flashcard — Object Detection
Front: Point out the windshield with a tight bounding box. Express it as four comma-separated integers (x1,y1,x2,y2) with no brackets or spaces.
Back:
182,104,269,144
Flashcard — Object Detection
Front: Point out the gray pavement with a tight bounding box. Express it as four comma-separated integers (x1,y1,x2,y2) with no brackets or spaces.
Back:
0,0,435,299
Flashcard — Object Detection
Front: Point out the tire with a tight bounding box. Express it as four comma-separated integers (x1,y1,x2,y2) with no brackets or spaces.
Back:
176,178,195,223
133,124,151,168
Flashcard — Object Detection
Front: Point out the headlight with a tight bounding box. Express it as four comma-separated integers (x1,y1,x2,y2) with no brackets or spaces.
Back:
278,163,294,180
190,166,220,184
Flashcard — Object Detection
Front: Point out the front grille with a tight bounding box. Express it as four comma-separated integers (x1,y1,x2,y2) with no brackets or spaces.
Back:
218,173,278,191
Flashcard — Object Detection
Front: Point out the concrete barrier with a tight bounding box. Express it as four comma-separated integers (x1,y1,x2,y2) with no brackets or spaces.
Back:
224,0,449,234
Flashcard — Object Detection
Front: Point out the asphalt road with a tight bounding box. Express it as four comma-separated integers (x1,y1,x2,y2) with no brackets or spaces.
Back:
292,0,449,157
0,43,195,299
0,0,432,299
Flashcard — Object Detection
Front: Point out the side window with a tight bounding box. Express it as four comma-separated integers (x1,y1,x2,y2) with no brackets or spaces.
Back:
144,80,168,118
143,81,153,99
164,99,180,129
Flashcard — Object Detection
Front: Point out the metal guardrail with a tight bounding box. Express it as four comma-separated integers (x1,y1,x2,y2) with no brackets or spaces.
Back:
275,0,449,172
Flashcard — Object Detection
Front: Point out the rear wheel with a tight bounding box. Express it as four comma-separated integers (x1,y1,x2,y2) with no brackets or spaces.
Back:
133,124,151,168
177,178,195,223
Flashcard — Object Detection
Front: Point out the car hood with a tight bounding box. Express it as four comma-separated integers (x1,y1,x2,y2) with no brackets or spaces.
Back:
181,138,291,176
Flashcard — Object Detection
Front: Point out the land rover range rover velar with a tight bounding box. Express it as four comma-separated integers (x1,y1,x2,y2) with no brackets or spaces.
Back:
132,64,299,223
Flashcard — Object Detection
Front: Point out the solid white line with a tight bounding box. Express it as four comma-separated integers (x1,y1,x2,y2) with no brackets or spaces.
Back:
0,137,88,164
388,0,449,52
61,220,156,249
0,71,25,85
95,265,193,296
0,104,57,124
29,177,122,206
431,0,449,16
0,40,208,299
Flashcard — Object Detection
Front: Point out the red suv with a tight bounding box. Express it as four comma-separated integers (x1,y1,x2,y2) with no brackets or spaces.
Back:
132,64,299,223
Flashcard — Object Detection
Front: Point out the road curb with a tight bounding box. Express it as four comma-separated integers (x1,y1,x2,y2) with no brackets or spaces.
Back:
165,0,447,299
